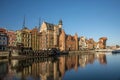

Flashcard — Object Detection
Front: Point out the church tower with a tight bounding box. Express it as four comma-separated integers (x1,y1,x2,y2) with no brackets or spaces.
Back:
58,19,62,29
38,17,41,32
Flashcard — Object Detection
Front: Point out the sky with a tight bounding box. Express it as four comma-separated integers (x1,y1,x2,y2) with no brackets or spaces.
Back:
0,0,120,46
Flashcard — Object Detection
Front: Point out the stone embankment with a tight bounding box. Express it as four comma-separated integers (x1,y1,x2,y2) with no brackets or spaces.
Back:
0,51,9,59
69,50,95,55
0,49,68,59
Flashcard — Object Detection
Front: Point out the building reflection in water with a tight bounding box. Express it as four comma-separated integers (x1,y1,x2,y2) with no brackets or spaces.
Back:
0,53,107,80
97,53,107,65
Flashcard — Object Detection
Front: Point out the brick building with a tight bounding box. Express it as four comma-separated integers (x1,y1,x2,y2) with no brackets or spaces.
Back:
59,29,78,51
65,34,78,51
39,20,62,50
98,37,107,49
31,27,40,50
86,38,95,50
7,30,16,47
59,30,66,51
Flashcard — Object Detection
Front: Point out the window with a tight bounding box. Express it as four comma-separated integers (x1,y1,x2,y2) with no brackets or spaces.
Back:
3,37,5,40
3,42,5,45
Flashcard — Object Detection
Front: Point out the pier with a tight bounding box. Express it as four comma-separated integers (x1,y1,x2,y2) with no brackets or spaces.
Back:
0,49,68,59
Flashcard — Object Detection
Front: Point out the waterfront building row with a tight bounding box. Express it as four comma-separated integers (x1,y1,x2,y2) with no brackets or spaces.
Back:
79,36,107,50
0,20,107,51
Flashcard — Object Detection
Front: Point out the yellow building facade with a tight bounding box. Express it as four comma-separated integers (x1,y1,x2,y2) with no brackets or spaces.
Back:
21,27,31,48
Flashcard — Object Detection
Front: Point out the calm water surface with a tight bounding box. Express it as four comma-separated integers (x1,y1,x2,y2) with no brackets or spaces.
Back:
0,52,120,80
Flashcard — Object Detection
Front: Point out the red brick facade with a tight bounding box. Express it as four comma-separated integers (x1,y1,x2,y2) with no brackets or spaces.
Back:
7,30,16,47
59,29,78,51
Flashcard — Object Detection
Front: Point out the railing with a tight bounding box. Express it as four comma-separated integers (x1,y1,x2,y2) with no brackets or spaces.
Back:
0,51,9,57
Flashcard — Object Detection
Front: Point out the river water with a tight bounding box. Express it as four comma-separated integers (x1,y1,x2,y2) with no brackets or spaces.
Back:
0,52,120,80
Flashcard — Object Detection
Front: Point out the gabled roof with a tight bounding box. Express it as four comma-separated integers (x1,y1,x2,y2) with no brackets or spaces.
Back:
0,28,7,33
44,22,54,30
99,37,107,40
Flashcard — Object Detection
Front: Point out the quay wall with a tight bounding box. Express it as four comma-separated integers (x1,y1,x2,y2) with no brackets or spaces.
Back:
69,50,95,54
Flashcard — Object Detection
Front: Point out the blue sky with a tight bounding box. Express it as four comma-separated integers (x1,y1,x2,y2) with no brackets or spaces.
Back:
0,0,120,46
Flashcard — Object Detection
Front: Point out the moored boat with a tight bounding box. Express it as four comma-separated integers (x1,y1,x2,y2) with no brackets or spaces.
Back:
112,50,120,53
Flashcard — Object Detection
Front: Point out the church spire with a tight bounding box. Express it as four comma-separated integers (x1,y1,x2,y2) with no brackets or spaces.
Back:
58,19,62,25
38,17,41,31
39,17,41,27
23,15,25,29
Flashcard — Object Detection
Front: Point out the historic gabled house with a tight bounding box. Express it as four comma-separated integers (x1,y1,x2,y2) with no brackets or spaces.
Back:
31,27,40,50
59,29,78,51
21,27,31,48
39,20,62,50
0,28,8,51
79,36,87,50
96,37,107,49
7,30,16,47
16,27,31,48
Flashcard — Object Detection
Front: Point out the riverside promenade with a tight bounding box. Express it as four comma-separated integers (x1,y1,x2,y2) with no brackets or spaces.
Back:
0,49,68,59
0,50,110,59
69,50,95,54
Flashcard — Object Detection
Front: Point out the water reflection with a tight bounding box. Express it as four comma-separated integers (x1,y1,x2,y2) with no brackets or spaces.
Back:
0,53,108,80
98,54,107,64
